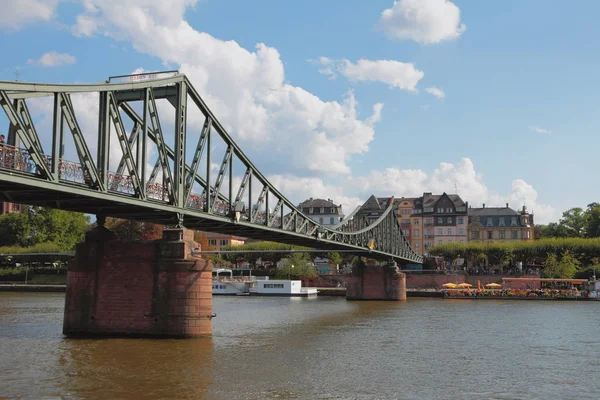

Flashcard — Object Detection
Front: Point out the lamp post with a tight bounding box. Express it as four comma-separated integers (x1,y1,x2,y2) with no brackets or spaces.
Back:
289,264,294,280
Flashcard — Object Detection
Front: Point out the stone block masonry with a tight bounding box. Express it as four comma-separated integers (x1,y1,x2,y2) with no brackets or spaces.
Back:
346,263,406,301
63,227,213,338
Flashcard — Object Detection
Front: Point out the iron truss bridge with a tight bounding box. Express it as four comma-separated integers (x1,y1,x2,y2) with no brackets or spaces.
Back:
0,72,422,264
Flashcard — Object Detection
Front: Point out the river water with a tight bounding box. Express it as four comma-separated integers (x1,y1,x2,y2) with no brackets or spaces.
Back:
0,293,599,400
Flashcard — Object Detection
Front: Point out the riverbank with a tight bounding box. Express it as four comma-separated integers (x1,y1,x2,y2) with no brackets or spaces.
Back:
0,284,66,292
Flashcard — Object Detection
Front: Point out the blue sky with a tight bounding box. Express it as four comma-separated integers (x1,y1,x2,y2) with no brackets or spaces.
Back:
1,0,599,223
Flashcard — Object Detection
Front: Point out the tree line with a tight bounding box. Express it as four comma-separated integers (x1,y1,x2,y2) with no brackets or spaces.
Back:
536,203,600,238
428,238,600,279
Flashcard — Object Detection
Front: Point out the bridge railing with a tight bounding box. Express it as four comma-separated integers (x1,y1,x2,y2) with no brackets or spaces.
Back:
0,75,422,263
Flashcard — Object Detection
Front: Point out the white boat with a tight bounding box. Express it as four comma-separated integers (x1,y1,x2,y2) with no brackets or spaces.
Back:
250,280,318,297
212,269,256,295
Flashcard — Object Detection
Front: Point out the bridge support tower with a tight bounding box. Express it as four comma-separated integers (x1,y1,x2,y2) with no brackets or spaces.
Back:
345,260,406,301
63,221,213,338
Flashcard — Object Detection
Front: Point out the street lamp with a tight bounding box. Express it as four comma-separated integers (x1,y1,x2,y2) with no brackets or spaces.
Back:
289,264,294,280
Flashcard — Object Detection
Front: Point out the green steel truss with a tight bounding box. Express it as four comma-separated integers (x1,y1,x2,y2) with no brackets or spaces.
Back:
0,73,422,264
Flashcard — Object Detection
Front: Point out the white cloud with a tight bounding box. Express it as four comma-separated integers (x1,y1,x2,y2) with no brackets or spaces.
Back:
71,1,382,176
0,0,60,30
313,58,424,92
530,126,551,135
346,158,557,223
425,87,445,99
28,52,77,67
378,0,466,44
17,1,553,224
264,158,557,224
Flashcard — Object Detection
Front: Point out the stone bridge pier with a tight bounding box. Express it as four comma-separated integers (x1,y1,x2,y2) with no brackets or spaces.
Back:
345,260,406,301
63,223,213,338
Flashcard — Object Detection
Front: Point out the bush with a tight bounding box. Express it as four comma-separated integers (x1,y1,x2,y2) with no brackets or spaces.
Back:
0,268,28,281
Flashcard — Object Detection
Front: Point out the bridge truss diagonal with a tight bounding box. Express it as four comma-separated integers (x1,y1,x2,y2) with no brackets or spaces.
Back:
0,73,422,264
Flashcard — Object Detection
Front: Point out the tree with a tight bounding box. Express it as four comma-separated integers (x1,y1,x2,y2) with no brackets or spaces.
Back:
276,252,316,279
0,206,90,250
327,252,342,266
558,208,588,237
105,218,163,242
585,203,600,238
542,250,580,279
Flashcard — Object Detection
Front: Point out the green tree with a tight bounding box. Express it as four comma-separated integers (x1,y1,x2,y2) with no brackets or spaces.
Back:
585,203,600,238
0,206,90,250
276,252,316,279
542,250,580,279
558,208,588,237
327,252,342,266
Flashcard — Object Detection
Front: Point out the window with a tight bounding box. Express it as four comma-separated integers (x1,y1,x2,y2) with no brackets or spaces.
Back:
330,217,334,225
309,207,313,213
458,217,464,224
414,229,420,237
437,240,443,245
414,241,420,248
447,228,452,235
402,219,410,225
319,217,323,224
511,230,518,239
511,217,518,226
331,208,336,213
458,228,464,235
487,231,493,239
499,231,505,239
499,218,505,226
523,217,529,225
471,231,479,239
425,241,432,248
209,239,217,245
525,230,530,239
414,219,419,225
486,218,493,226
446,208,452,213
437,228,443,235
447,217,452,223
264,283,285,289
402,229,409,236
456,206,466,212
219,240,228,246
437,217,443,224
424,207,434,212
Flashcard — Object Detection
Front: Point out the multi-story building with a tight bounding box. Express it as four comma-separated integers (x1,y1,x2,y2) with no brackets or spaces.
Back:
202,232,247,251
358,193,467,256
467,204,534,242
298,198,344,227
1,202,22,215
395,197,423,255
420,192,468,253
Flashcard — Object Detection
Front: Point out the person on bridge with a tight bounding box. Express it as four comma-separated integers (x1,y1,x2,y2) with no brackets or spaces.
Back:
0,134,5,167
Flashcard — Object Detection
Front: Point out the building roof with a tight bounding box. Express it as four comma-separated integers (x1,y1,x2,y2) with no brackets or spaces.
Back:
468,206,520,217
298,197,342,209
422,192,465,208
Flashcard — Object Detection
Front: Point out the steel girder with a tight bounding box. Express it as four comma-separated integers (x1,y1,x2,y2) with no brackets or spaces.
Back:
0,75,422,264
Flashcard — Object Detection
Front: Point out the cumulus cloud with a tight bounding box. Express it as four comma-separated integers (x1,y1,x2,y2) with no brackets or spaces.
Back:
378,0,466,44
0,0,60,30
269,158,557,223
27,51,77,67
425,87,445,99
313,57,424,91
71,0,382,176
347,158,557,223
19,1,551,224
530,126,551,135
